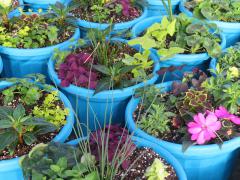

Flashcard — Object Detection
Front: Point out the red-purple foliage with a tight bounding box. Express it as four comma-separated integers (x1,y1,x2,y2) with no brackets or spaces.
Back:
58,52,99,89
89,125,136,170
118,0,140,17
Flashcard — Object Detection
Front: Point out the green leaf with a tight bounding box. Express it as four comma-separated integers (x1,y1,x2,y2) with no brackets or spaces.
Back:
119,65,139,74
167,19,176,36
92,65,111,75
182,140,194,152
0,130,18,151
13,104,26,120
0,119,12,128
128,36,157,50
94,77,111,94
50,165,61,173
83,171,99,180
23,132,37,145
57,157,68,170
157,47,185,60
0,106,13,119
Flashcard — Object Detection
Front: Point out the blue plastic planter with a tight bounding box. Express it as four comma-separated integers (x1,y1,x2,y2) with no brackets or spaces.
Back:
67,136,187,180
48,40,160,135
131,16,226,82
18,0,24,5
0,28,80,79
65,0,148,38
0,56,3,75
23,0,66,10
145,0,180,17
125,81,240,180
0,81,74,180
179,0,240,47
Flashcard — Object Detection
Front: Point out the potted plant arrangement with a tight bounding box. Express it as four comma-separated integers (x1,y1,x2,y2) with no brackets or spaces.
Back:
210,43,240,73
0,76,74,180
179,0,240,47
129,0,226,82
64,0,148,38
20,125,187,180
48,28,160,134
0,1,80,79
23,0,66,11
125,68,240,180
145,0,180,17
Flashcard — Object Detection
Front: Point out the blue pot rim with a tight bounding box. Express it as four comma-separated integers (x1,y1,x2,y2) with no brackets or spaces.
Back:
47,40,160,98
67,136,187,180
125,81,240,156
0,56,3,74
131,16,227,60
0,28,80,55
0,80,74,171
179,0,240,27
146,0,180,6
68,1,148,30
23,0,61,4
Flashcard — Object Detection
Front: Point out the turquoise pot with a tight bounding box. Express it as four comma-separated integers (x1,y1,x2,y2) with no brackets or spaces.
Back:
65,0,148,38
0,28,80,79
0,56,3,75
0,81,74,180
67,136,187,180
125,81,240,180
23,0,66,10
179,0,240,47
48,39,160,135
145,0,180,17
131,16,226,82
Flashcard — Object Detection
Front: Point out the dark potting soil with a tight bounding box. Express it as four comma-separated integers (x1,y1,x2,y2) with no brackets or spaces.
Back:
115,147,177,180
0,89,65,160
71,5,141,24
0,131,58,160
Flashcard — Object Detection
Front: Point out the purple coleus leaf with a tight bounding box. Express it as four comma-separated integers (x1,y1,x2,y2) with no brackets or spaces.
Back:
57,52,99,89
89,125,136,170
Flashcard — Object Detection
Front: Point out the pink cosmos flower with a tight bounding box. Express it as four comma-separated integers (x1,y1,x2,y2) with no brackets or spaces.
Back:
187,113,221,145
215,106,240,125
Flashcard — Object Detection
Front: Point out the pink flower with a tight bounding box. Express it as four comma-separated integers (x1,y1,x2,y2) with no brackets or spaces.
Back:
215,106,240,125
187,113,221,145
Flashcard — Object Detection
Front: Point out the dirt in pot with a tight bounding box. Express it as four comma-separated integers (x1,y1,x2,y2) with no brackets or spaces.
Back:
71,3,142,24
0,86,68,160
115,147,178,180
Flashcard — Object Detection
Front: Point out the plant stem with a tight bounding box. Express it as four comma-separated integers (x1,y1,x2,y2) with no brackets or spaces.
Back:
18,133,24,144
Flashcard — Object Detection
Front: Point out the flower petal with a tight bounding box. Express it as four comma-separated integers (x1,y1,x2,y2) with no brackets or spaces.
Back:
230,115,240,125
197,131,206,145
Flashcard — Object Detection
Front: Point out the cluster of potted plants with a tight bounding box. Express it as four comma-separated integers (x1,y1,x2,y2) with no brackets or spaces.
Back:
0,0,239,180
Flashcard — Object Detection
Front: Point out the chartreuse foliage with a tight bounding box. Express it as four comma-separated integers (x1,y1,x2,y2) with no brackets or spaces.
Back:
0,2,76,48
129,13,221,60
185,0,240,22
2,77,69,128
145,158,169,180
218,44,240,72
20,143,99,180
0,105,56,153
33,91,69,127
